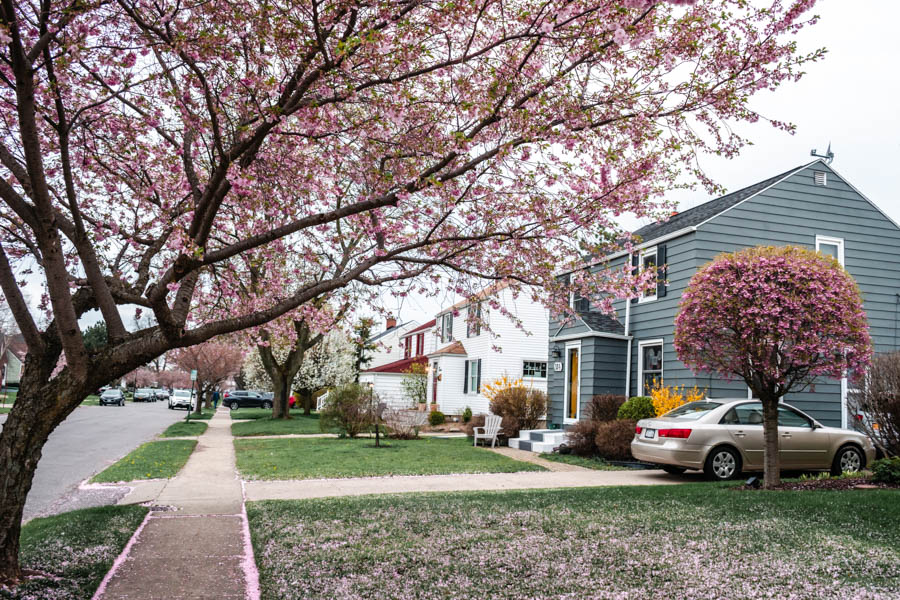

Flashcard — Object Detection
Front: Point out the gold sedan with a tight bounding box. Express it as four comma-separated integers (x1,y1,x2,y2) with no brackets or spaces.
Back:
631,399,877,480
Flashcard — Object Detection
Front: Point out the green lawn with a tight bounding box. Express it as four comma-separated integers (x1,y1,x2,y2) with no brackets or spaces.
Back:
81,394,100,406
0,407,9,414
232,413,335,436
234,437,545,480
160,421,208,437
230,407,309,420
1,505,147,600
538,453,628,470
91,440,197,482
247,485,900,600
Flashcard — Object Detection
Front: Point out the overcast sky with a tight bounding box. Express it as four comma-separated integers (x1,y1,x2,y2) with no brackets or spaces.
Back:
386,0,900,328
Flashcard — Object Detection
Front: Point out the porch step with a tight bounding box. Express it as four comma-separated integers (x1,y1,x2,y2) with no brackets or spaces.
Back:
508,429,568,453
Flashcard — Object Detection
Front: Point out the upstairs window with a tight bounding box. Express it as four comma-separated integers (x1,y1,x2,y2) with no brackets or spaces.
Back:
415,333,424,356
440,312,453,343
403,336,412,359
467,303,482,338
639,247,657,302
816,235,844,266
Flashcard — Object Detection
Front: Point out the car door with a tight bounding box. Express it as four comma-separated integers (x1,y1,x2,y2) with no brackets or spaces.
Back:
721,402,765,468
777,406,829,469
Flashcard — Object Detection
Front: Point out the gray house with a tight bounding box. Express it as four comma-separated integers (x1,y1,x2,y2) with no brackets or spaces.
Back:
547,160,900,429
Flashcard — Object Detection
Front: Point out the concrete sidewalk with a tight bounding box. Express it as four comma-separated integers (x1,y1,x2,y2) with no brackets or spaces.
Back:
95,409,258,600
244,468,684,502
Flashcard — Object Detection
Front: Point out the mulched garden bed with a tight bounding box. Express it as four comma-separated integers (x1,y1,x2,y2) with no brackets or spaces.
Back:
735,477,900,491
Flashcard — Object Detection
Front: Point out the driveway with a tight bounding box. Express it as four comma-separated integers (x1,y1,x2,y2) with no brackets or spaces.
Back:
0,401,186,519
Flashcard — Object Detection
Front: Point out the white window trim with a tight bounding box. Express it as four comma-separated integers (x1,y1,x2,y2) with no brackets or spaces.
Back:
815,235,845,266
563,341,581,424
637,338,664,396
466,359,480,395
522,360,548,379
637,246,658,304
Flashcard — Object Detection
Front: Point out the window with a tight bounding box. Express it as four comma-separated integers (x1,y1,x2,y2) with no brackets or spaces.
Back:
440,312,453,343
403,336,412,359
815,235,844,266
523,361,548,378
464,359,481,394
415,333,424,356
638,340,663,395
639,247,657,302
778,406,812,428
467,303,482,337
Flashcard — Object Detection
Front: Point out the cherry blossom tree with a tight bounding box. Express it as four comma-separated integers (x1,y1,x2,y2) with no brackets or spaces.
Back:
674,246,872,488
0,0,822,582
172,341,244,413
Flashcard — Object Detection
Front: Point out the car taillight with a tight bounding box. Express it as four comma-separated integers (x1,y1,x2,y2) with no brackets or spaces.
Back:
855,414,863,421
658,428,692,439
635,426,643,434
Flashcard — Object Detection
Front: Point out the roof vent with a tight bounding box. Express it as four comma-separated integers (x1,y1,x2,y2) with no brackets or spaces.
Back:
814,171,827,186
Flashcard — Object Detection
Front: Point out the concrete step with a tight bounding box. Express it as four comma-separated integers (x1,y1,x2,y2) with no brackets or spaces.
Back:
509,429,567,453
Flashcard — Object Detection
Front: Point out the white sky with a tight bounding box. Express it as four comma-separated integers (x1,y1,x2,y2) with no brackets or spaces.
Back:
386,0,900,328
17,2,900,333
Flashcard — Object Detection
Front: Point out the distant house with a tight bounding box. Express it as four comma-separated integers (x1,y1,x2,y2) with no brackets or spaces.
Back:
548,160,900,430
429,284,549,416
366,317,420,370
359,320,437,408
1,334,26,389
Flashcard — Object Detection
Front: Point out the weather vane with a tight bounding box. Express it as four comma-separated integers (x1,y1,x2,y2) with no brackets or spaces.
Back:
810,142,834,164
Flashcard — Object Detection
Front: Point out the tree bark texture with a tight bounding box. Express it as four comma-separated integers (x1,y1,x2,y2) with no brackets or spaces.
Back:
761,395,781,488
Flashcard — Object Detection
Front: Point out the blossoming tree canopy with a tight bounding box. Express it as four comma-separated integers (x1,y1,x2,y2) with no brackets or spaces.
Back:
0,0,823,582
673,245,872,486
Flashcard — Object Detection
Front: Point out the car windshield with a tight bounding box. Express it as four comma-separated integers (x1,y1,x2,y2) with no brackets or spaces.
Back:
101,390,119,397
173,390,191,398
137,388,152,393
661,401,722,421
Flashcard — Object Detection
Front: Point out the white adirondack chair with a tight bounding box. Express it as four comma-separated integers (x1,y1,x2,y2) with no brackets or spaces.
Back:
473,414,503,448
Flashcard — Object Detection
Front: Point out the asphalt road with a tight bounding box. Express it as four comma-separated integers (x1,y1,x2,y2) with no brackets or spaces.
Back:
0,400,187,520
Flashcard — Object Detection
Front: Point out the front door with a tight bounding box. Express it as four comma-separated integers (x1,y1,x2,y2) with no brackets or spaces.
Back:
565,346,580,423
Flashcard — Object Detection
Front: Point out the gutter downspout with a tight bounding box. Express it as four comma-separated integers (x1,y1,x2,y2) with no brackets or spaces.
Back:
624,290,632,399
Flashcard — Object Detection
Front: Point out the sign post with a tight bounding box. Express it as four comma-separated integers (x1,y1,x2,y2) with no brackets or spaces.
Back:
186,369,198,423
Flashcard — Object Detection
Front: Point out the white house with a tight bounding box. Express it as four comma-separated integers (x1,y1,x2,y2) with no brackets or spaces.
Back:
1,335,25,391
366,318,420,369
359,319,438,408
427,283,549,416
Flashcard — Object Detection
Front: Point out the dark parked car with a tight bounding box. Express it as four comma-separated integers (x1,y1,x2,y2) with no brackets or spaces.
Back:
223,390,272,410
99,389,125,406
133,388,157,402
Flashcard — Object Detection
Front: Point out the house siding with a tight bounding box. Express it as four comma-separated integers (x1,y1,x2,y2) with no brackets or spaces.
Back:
548,162,900,429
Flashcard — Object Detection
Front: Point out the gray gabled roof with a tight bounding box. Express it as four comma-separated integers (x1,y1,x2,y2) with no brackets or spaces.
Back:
632,163,811,243
577,311,625,335
367,321,415,343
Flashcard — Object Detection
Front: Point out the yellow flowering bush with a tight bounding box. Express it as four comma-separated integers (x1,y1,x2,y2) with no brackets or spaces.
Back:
482,374,524,402
649,380,707,416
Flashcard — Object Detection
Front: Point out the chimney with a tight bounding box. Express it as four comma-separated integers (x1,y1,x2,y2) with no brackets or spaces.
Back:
385,317,397,330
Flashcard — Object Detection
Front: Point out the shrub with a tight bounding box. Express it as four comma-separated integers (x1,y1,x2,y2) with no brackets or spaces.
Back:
587,394,626,422
848,352,900,457
383,408,428,439
617,396,655,421
429,410,446,426
566,419,601,456
648,381,706,416
594,419,637,461
489,386,548,438
319,383,375,438
461,406,473,423
871,457,900,484
482,374,524,403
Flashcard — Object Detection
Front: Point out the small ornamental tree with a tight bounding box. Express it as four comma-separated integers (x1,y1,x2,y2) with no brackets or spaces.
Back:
172,342,245,414
674,246,872,487
400,362,429,408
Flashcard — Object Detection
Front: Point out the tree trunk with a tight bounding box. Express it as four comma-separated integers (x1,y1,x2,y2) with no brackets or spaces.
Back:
0,380,79,584
193,385,205,416
761,395,781,488
302,390,312,415
272,374,292,419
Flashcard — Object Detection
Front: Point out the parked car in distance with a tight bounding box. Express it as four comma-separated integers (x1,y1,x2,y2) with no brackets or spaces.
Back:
99,388,126,406
133,388,157,403
168,388,195,411
223,390,272,410
631,399,877,481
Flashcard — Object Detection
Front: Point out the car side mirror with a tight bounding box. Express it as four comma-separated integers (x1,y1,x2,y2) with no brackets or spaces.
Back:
811,421,822,430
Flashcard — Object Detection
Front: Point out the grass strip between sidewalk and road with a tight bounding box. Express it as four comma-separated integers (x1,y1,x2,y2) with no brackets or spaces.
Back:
0,505,148,600
91,440,197,482
160,421,209,437
232,413,336,436
538,453,629,470
247,484,900,600
235,436,546,480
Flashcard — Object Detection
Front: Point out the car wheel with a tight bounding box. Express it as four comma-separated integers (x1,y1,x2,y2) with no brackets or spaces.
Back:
704,447,741,481
230,401,239,410
262,401,272,410
662,465,687,475
831,445,864,475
